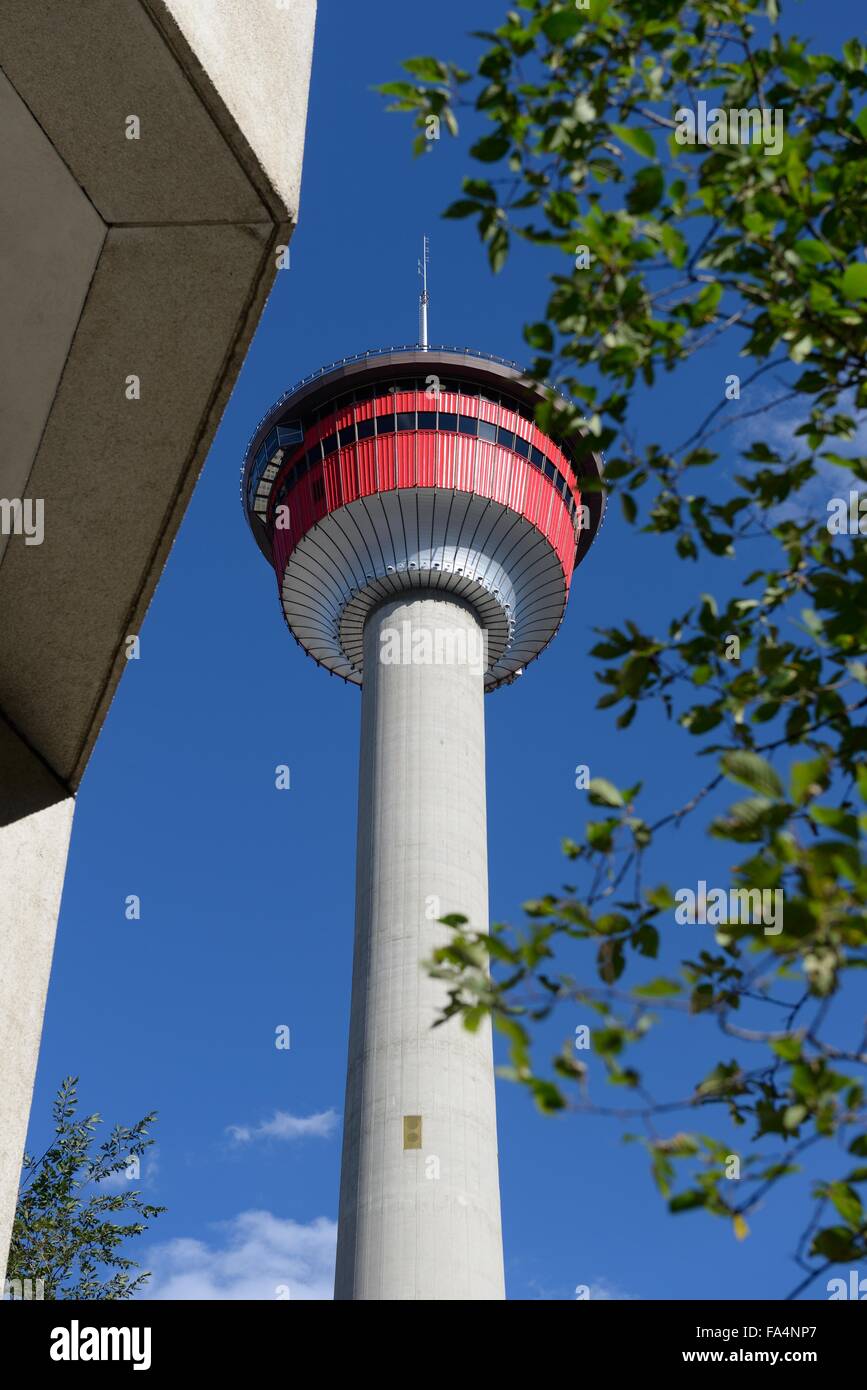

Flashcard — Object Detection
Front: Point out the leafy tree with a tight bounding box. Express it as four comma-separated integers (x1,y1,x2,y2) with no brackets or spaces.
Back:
6,1076,164,1299
382,0,867,1296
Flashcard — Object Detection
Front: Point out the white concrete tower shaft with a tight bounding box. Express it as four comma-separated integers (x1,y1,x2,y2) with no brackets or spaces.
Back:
335,593,505,1300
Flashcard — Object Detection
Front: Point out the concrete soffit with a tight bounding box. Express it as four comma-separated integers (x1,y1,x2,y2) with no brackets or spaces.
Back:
0,0,316,790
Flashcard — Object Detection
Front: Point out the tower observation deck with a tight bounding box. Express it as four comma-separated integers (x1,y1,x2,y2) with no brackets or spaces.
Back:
242,345,604,1300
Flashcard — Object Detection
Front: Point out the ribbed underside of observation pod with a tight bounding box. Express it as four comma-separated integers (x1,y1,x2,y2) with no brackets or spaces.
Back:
274,487,569,690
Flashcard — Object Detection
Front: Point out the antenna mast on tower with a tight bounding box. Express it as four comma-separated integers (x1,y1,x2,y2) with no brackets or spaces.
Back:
418,236,430,349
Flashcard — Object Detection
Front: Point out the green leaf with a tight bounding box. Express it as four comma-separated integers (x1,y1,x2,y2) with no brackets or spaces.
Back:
720,750,784,799
588,778,624,807
595,912,631,935
771,1036,803,1062
402,56,449,83
525,322,554,352
669,1188,706,1213
646,884,676,911
541,10,583,43
682,704,723,735
611,124,656,160
598,938,625,983
592,1026,625,1056
684,449,717,468
531,1079,566,1113
812,1226,861,1261
661,224,688,268
827,1182,864,1228
443,199,482,220
650,1148,674,1197
626,166,664,214
790,757,828,806
616,702,638,730
841,263,867,300
488,225,509,273
795,239,832,265
693,282,722,320
634,977,681,998
470,134,510,163
783,1103,808,1131
377,81,422,102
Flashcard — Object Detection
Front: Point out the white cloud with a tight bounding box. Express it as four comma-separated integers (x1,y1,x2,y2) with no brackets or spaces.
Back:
91,1149,160,1193
142,1210,336,1300
227,1109,339,1144
732,390,867,525
585,1275,638,1301
524,1273,638,1300
734,391,867,459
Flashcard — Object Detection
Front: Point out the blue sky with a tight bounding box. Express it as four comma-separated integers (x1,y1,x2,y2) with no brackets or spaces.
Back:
27,0,866,1300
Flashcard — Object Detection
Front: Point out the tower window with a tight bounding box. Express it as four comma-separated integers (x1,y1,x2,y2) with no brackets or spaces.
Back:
458,415,477,436
417,411,437,430
403,1116,422,1150
478,420,498,443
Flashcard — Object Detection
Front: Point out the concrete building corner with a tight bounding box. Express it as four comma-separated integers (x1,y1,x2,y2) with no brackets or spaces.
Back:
0,0,317,1283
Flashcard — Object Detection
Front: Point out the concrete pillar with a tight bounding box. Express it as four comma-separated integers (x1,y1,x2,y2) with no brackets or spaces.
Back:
335,593,505,1300
0,719,74,1279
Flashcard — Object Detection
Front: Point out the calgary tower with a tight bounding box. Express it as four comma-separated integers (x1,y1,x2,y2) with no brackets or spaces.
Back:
241,246,604,1299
